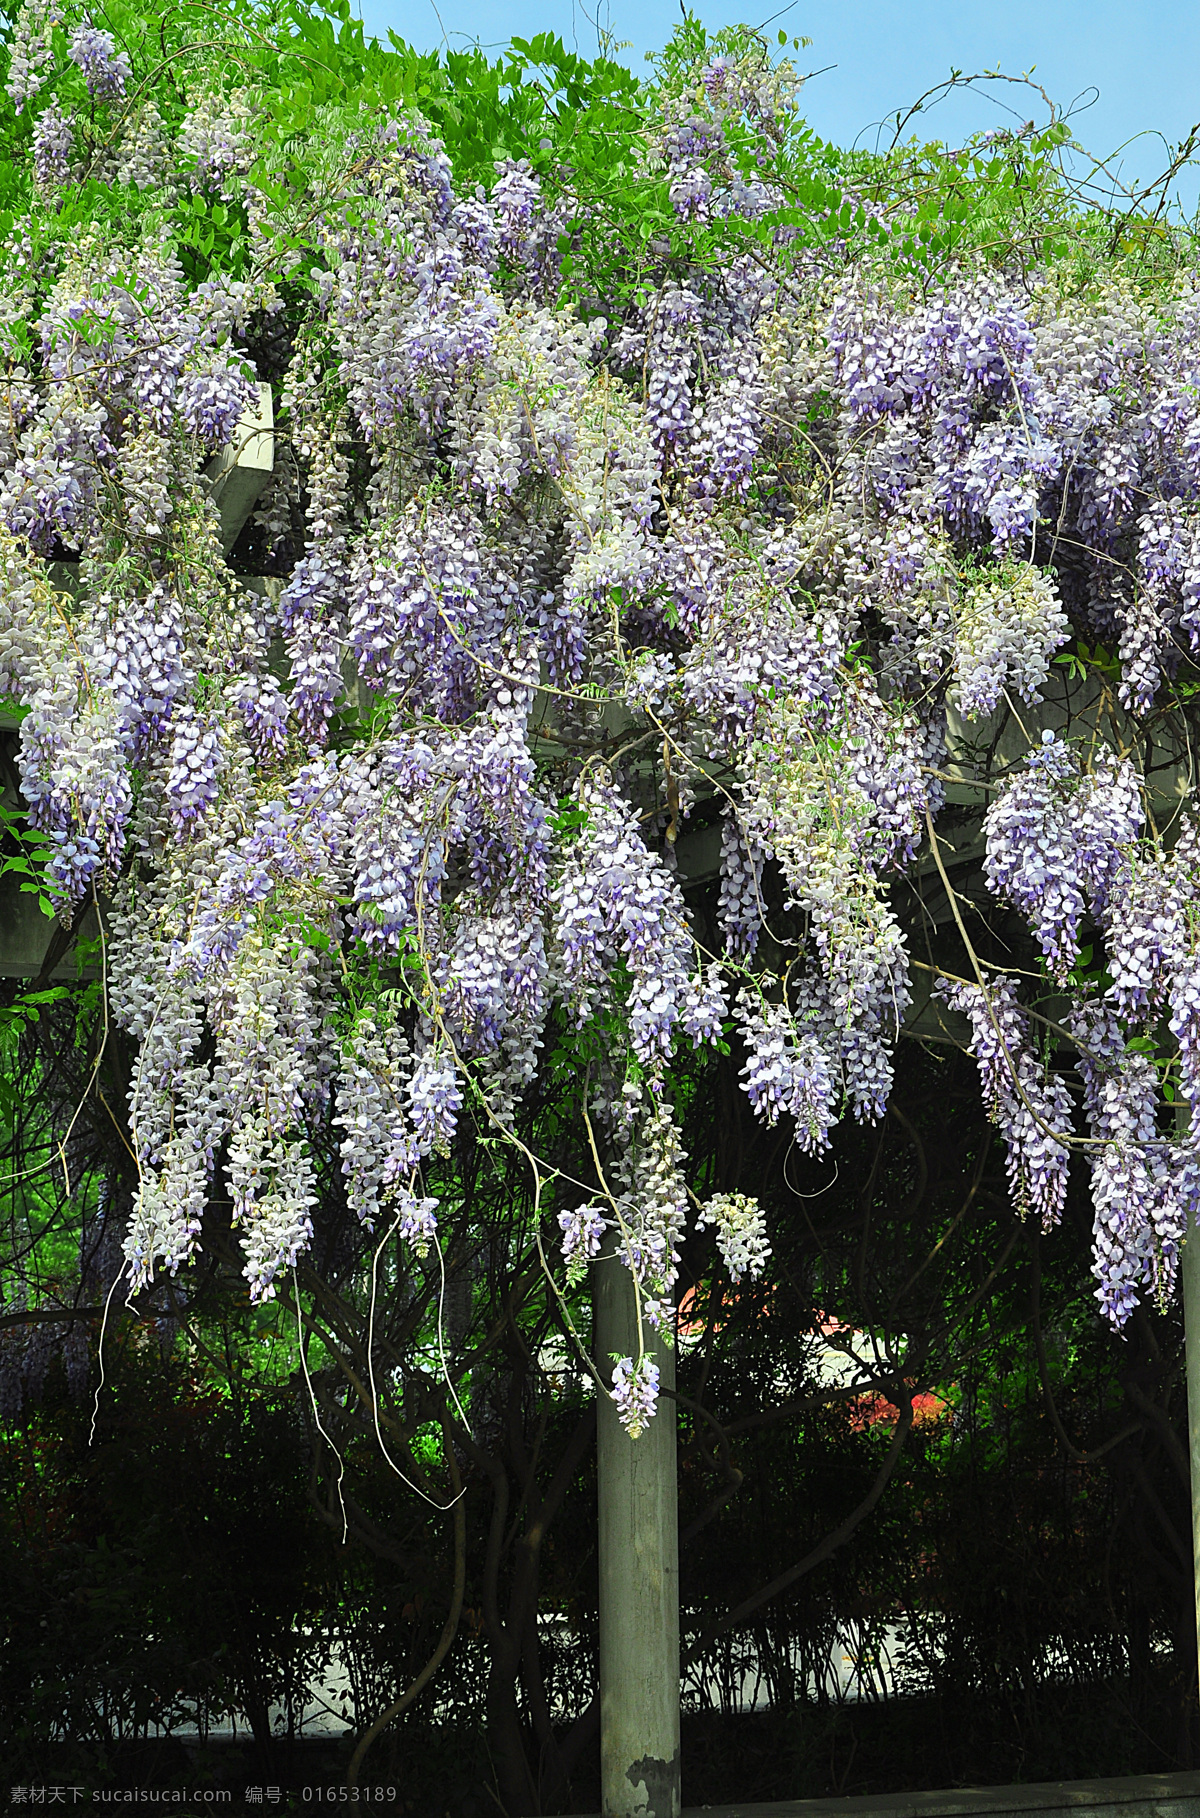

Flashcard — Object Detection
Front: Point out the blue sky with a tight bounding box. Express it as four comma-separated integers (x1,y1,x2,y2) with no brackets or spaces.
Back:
354,0,1200,212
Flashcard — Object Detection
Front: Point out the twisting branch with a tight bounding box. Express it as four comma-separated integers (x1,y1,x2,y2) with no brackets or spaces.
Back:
346,1418,468,1790
682,1393,916,1661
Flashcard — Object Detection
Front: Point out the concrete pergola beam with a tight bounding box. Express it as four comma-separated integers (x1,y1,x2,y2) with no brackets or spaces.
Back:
202,381,275,554
0,877,98,979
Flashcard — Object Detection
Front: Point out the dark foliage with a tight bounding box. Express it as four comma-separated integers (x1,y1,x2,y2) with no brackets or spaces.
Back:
2,1034,1194,1809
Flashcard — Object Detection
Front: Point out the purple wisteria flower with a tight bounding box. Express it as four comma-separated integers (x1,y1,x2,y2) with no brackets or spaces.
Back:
611,1353,660,1438
68,21,130,99
559,1202,607,1286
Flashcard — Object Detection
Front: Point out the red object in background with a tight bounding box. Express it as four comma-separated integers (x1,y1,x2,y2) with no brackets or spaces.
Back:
676,1291,949,1429
849,1389,947,1430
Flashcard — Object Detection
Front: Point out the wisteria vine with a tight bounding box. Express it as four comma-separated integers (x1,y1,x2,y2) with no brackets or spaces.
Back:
3,4,1200,1438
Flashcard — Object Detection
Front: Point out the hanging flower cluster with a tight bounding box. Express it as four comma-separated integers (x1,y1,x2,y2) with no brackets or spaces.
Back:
5,4,1200,1434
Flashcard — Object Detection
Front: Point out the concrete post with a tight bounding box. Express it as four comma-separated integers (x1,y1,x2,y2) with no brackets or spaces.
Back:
593,1242,681,1818
1182,1225,1200,1702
